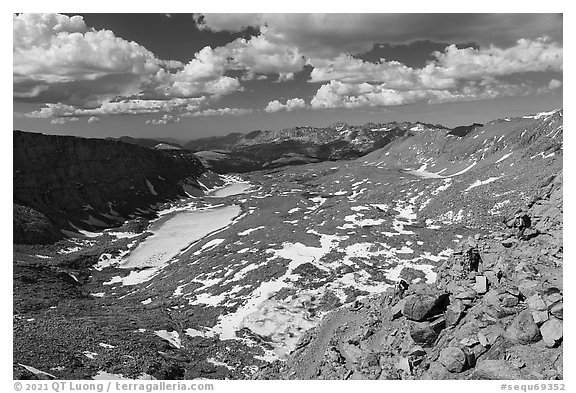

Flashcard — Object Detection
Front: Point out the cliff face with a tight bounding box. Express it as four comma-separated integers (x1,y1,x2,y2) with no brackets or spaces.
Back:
14,131,207,244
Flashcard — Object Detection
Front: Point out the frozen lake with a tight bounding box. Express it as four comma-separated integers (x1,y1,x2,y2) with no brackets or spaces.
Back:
122,204,242,271
209,182,251,197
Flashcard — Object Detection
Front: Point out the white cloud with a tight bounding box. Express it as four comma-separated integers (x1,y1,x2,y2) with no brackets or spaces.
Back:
87,116,100,124
14,13,245,120
27,97,206,118
14,13,162,106
146,114,180,125
276,72,295,82
309,38,561,91
309,54,418,86
264,100,284,113
429,38,562,80
187,108,252,117
15,13,564,121
50,116,78,124
265,98,306,113
548,79,562,89
310,79,544,110
224,33,306,76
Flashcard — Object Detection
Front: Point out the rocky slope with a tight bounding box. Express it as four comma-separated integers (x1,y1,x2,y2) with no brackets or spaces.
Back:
14,131,212,244
257,171,562,380
12,110,562,380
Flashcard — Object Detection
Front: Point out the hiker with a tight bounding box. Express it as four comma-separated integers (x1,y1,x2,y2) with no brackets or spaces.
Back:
465,246,481,272
514,209,531,240
459,236,481,273
394,279,409,299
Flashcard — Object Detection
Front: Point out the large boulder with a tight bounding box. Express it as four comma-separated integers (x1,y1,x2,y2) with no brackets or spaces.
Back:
518,280,541,298
421,362,449,380
505,309,541,344
403,293,449,322
409,322,439,347
438,347,467,373
540,317,563,348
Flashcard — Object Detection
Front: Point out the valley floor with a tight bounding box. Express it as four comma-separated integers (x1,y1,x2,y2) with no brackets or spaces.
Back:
13,155,562,380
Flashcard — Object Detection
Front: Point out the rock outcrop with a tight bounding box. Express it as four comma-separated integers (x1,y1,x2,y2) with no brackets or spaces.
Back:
14,131,208,244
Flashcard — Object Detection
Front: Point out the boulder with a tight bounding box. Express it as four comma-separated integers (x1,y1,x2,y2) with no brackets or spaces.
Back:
478,331,489,347
527,293,547,311
545,292,562,306
438,347,467,373
482,290,517,318
483,270,500,287
531,310,549,325
341,343,363,364
499,293,519,307
422,362,449,380
473,275,488,294
518,280,540,298
390,298,407,320
478,337,509,362
505,309,541,344
504,285,520,297
444,299,465,327
395,357,411,374
479,325,506,347
408,345,426,357
409,322,439,347
550,302,563,319
454,289,477,300
471,360,524,380
459,337,479,347
403,293,448,322
540,317,563,348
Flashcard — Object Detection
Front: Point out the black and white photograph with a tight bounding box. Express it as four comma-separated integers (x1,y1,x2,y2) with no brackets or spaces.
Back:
11,8,565,386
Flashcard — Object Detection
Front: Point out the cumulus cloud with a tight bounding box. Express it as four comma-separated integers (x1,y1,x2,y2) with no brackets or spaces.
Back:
548,79,562,89
88,116,100,124
26,97,206,119
429,38,562,80
265,98,306,113
187,108,253,117
146,114,180,125
309,38,561,90
195,14,562,58
309,54,419,87
50,116,78,124
15,13,564,121
310,79,544,110
14,13,163,106
13,13,249,121
224,33,306,76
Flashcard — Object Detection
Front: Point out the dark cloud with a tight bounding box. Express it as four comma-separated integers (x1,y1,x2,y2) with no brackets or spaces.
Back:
198,14,562,57
355,41,480,68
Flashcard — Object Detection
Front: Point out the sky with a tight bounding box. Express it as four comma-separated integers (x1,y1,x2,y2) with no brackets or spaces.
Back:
13,13,563,141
